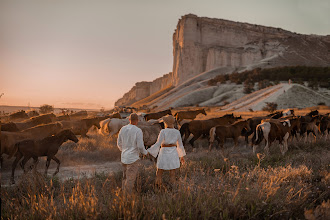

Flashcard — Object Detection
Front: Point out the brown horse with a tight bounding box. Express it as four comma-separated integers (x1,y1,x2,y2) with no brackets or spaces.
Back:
253,118,300,155
14,113,56,131
10,129,79,184
180,114,239,147
9,110,29,121
1,122,19,132
144,109,172,121
174,109,207,123
2,122,64,160
59,117,101,138
209,120,251,151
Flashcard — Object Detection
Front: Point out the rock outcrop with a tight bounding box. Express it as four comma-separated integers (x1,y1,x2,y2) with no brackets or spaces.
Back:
115,14,330,108
115,72,173,107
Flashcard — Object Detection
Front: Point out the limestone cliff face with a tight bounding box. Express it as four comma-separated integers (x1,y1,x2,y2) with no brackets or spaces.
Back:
115,14,330,107
115,72,173,107
172,14,330,85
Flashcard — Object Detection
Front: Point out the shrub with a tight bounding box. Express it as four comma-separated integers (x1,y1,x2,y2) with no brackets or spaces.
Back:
262,102,278,112
39,104,54,114
243,79,254,94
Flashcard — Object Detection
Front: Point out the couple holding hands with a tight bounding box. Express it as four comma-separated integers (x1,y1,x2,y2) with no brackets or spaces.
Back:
117,113,186,193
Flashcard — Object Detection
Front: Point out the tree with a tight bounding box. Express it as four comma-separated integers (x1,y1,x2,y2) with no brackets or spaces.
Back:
39,104,54,114
243,79,254,94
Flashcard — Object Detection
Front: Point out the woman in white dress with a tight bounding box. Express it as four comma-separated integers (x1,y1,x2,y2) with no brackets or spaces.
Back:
147,115,186,187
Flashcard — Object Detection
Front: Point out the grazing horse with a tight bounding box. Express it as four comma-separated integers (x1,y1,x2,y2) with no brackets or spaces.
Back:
267,111,283,119
208,120,251,151
144,109,172,121
70,110,88,119
174,109,207,123
14,113,56,131
180,115,238,147
318,115,330,139
253,119,299,156
59,117,101,138
282,109,295,117
10,129,79,184
300,116,319,142
1,122,19,132
9,110,29,121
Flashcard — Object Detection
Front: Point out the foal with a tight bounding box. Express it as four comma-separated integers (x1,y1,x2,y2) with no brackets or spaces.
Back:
11,129,79,184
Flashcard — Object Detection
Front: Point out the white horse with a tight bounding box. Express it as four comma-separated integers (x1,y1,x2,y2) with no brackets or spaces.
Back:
99,115,145,137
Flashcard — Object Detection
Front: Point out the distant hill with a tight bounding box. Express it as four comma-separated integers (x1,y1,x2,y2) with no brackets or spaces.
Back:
0,105,98,114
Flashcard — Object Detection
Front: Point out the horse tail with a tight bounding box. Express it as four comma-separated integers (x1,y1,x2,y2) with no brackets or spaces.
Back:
254,125,264,145
180,122,190,139
209,126,217,143
99,119,111,136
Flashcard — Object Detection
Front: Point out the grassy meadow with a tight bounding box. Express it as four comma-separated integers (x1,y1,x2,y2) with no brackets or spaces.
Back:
2,128,330,219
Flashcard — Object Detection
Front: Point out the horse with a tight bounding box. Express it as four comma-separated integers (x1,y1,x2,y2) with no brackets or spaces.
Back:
174,109,207,123
209,120,251,151
59,117,102,138
253,118,299,156
1,122,64,161
99,114,145,137
14,113,56,131
10,129,79,184
9,110,29,121
180,115,238,147
244,117,266,147
1,122,19,132
144,109,172,121
267,111,283,119
318,115,330,139
137,122,164,147
70,110,88,119
299,116,319,142
27,110,39,117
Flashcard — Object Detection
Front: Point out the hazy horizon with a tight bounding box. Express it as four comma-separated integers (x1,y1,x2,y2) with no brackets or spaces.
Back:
1,0,329,109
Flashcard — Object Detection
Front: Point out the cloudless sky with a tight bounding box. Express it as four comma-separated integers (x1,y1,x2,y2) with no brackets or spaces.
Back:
1,0,329,109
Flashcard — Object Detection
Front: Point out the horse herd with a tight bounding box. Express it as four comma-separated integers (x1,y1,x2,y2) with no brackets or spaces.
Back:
1,108,329,184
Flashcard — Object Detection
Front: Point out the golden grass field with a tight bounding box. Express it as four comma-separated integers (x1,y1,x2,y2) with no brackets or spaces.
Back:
1,107,330,219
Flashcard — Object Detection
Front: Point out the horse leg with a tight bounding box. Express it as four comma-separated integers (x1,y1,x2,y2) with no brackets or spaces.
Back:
11,153,23,184
189,133,201,148
52,156,61,176
264,140,270,156
45,157,51,176
29,157,39,171
20,156,32,173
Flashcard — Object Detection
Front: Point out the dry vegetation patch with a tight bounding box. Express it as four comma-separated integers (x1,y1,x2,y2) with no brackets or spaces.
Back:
2,138,329,219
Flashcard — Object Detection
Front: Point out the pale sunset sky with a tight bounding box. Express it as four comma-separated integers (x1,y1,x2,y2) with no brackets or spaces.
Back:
1,0,329,109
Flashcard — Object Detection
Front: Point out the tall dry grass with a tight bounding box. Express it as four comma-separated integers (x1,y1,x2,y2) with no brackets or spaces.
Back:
2,138,329,219
57,133,121,166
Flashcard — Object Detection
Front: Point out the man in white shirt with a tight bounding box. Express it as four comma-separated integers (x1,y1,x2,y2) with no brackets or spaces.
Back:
117,113,148,193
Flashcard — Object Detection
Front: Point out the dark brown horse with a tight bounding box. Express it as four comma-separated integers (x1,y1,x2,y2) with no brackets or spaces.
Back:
1,122,19,132
174,109,207,123
10,129,79,184
144,109,172,121
59,117,101,138
2,122,64,161
180,114,239,147
209,120,251,151
14,113,56,131
9,110,29,121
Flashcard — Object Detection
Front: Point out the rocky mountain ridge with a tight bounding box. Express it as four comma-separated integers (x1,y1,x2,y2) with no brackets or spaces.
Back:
115,14,330,108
